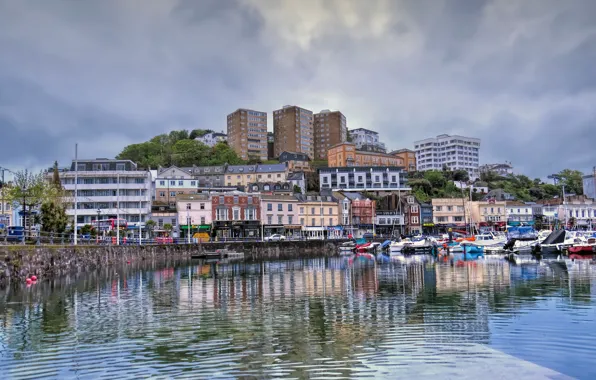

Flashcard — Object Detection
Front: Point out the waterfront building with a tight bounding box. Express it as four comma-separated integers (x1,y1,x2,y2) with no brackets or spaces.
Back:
327,142,403,168
154,166,198,205
414,134,481,179
195,131,227,147
183,165,227,187
375,210,404,237
583,170,596,200
227,108,268,161
149,202,178,238
211,192,261,239
176,194,212,239
342,193,376,237
376,193,407,236
256,163,288,183
0,187,11,227
319,166,410,194
420,202,434,234
469,200,507,231
390,149,416,172
295,193,341,239
332,192,352,227
57,159,151,236
479,162,513,176
400,195,421,235
538,198,562,227
278,151,312,172
431,198,468,231
260,194,300,237
505,201,534,226
273,105,314,159
225,165,258,187
560,195,596,229
349,128,386,153
313,109,347,160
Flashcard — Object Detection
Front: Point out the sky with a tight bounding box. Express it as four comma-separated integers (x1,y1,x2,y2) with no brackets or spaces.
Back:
1,0,595,179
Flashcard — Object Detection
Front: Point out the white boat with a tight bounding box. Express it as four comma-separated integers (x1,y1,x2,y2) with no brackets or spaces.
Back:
461,232,507,248
339,241,356,255
389,240,407,256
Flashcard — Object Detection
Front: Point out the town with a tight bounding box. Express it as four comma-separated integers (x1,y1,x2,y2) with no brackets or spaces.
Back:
0,105,594,243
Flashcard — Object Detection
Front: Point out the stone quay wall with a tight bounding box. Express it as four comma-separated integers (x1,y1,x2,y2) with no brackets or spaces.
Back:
0,239,349,286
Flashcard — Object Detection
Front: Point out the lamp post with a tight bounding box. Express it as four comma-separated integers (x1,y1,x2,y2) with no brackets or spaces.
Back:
96,209,101,243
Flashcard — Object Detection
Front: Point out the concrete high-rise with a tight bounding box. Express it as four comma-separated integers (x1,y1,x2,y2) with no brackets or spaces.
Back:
273,105,314,159
227,108,268,161
313,109,347,160
414,134,481,179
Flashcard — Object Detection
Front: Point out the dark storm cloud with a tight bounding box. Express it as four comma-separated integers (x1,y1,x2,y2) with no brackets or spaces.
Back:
0,0,594,178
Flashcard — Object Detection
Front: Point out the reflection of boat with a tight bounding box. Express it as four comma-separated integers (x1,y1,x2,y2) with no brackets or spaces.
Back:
191,248,244,260
339,241,356,255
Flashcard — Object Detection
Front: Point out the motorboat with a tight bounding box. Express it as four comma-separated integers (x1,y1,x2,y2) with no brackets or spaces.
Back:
389,240,407,256
402,237,437,255
461,232,506,248
533,230,580,259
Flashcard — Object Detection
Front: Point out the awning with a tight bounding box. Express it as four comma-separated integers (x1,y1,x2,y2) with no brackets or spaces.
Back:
423,223,435,227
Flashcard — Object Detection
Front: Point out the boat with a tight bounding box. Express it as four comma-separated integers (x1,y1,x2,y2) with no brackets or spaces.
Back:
379,240,392,252
191,248,244,260
533,230,581,259
367,242,382,253
356,242,371,253
461,232,506,248
402,237,436,255
339,241,356,255
389,240,407,256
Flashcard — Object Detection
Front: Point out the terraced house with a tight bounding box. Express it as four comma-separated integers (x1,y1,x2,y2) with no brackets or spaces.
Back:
260,194,300,238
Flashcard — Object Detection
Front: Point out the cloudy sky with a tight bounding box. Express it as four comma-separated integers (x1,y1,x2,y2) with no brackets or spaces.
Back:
1,0,595,178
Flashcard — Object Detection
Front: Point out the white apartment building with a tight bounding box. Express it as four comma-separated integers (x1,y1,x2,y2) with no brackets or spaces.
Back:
195,131,227,147
414,134,481,179
58,159,151,233
349,128,386,152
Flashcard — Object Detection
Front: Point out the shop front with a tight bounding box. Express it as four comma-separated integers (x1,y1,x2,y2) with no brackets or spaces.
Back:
302,226,325,239
213,221,261,240
422,222,435,235
263,224,284,237
284,225,303,239
327,226,344,239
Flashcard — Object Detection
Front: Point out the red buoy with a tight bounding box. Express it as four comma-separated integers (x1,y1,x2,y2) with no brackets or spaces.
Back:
26,278,32,284
31,275,37,281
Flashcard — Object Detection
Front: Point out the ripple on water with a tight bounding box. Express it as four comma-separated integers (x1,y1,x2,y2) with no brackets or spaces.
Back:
0,258,594,379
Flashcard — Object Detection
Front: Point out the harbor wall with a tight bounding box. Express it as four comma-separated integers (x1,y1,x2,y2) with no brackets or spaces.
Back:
0,239,347,286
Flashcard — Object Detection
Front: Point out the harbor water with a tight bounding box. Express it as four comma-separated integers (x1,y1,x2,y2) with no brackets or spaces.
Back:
0,256,595,379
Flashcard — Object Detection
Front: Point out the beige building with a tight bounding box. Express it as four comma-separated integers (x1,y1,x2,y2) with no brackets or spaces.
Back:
391,149,417,172
296,194,341,238
431,198,469,229
273,105,314,159
469,200,507,230
227,108,268,161
314,110,347,160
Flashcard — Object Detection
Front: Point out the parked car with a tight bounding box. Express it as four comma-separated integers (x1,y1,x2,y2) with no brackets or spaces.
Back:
264,234,286,242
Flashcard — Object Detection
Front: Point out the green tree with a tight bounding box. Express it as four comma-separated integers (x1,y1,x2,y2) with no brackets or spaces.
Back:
408,178,432,194
423,170,447,189
452,170,470,184
293,184,302,194
207,142,243,165
556,169,584,195
145,219,156,238
189,129,213,140
7,170,48,240
163,223,173,236
171,139,209,167
40,162,69,235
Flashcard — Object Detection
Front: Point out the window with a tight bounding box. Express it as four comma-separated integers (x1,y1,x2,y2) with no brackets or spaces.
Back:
411,216,419,224
191,181,196,186
216,208,228,221
267,203,272,211
311,207,315,215
170,191,176,197
300,207,304,214
158,218,164,228
447,206,453,211
453,216,463,222
186,203,191,210
200,217,205,224
435,206,442,211
171,218,177,227
234,196,239,204
278,215,283,224
288,204,293,212
300,218,305,225
320,207,324,215
178,181,183,186
278,204,283,211
311,218,315,226
159,191,165,197
233,208,240,221
483,208,487,214
170,181,175,186
411,205,418,213
267,215,273,225
329,218,333,226
200,203,205,210
219,196,224,203
159,180,165,186
491,207,494,214
436,216,447,222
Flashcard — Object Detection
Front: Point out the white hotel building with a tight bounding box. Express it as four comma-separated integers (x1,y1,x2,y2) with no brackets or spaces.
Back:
414,134,481,179
57,159,151,233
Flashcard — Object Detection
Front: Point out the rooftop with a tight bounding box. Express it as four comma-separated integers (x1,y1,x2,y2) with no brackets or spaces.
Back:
256,163,287,173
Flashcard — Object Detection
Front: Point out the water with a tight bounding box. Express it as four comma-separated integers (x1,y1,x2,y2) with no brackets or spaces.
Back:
0,256,594,379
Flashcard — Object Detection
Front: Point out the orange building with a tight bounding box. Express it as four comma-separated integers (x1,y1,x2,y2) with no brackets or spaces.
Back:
390,149,416,172
328,142,404,168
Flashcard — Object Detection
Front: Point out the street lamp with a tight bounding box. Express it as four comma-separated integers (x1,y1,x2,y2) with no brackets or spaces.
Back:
96,208,101,243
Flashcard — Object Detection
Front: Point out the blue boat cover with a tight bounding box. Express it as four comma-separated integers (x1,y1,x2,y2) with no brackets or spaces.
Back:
380,240,392,248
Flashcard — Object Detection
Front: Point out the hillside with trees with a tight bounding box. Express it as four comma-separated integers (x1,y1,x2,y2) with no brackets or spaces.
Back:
408,167,582,203
117,129,243,168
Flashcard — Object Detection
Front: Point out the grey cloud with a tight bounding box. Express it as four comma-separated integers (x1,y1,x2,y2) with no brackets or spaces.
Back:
0,0,595,179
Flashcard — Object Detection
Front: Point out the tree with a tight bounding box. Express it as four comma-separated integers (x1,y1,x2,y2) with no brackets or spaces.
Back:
293,184,302,194
452,170,470,184
408,178,432,194
556,169,584,195
189,129,213,140
163,223,173,236
207,142,243,165
40,162,69,236
423,170,447,189
145,219,156,238
7,170,48,240
171,139,209,167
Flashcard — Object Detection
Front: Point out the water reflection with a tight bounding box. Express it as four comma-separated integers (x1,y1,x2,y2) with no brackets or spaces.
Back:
0,257,594,379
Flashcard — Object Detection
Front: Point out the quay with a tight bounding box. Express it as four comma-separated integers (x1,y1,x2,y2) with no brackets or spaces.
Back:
0,239,349,286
